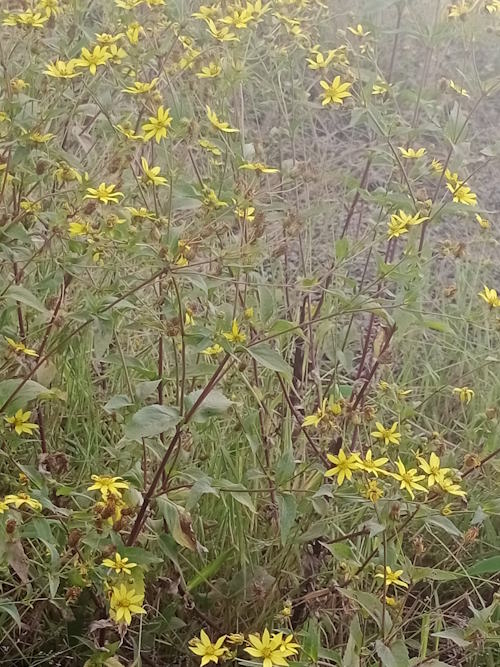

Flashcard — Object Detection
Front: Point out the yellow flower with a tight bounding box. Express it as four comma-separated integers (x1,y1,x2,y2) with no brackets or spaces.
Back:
449,80,469,97
347,23,371,37
387,216,409,239
85,183,123,204
4,493,42,511
122,77,158,95
398,146,426,159
115,0,143,8
223,319,246,343
69,220,93,237
142,106,172,143
228,633,245,645
202,187,228,209
4,409,39,436
126,22,143,44
110,584,145,625
277,634,300,656
447,180,477,206
391,458,427,499
475,214,490,229
5,337,38,357
54,163,83,184
88,475,129,499
199,138,222,156
417,452,450,487
197,63,222,78
437,475,467,498
206,106,239,133
205,18,239,42
221,8,253,28
319,76,352,106
192,4,220,19
452,386,474,404
202,343,224,355
486,0,500,12
108,44,128,64
115,124,144,141
240,162,279,174
375,565,408,589
140,157,167,186
372,78,389,95
102,553,137,575
371,422,401,446
235,205,255,221
245,629,290,667
74,46,110,75
29,131,55,143
303,397,341,427
448,2,471,18
431,158,444,173
189,630,227,666
4,10,49,28
478,285,500,308
37,0,62,17
126,206,156,220
361,449,389,477
324,449,362,486
96,32,124,45
306,48,336,70
363,479,384,502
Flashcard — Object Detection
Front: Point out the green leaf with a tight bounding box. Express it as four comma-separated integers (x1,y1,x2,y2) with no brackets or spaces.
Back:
3,284,49,315
432,628,471,648
425,515,462,538
247,343,292,377
277,493,297,545
258,285,274,323
123,404,180,441
468,556,500,576
342,616,361,667
0,378,48,412
301,617,320,663
0,602,21,630
375,640,409,667
409,566,462,582
215,479,256,512
103,394,132,413
187,549,233,592
184,389,232,423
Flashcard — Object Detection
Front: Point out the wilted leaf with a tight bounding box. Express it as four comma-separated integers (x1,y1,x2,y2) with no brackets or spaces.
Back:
7,540,29,583
158,498,199,551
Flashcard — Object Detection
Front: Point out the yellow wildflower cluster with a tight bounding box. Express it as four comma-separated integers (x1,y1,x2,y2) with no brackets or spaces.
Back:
189,628,300,667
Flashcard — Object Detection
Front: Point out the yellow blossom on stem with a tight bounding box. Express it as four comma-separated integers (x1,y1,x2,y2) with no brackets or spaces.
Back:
478,285,500,308
398,146,426,159
74,46,110,75
452,386,474,403
417,452,450,487
240,162,279,174
437,475,467,498
88,475,129,499
122,78,158,94
4,409,39,436
85,183,123,204
375,565,409,588
197,63,222,78
371,421,401,446
361,449,389,477
206,106,239,133
223,320,246,343
142,106,173,143
4,493,42,511
110,583,145,625
475,214,490,229
140,157,167,186
5,337,38,357
449,80,469,97
363,479,384,502
319,76,352,106
45,60,80,79
189,630,227,666
202,343,224,356
102,552,137,575
245,629,290,667
391,458,427,499
324,449,361,486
